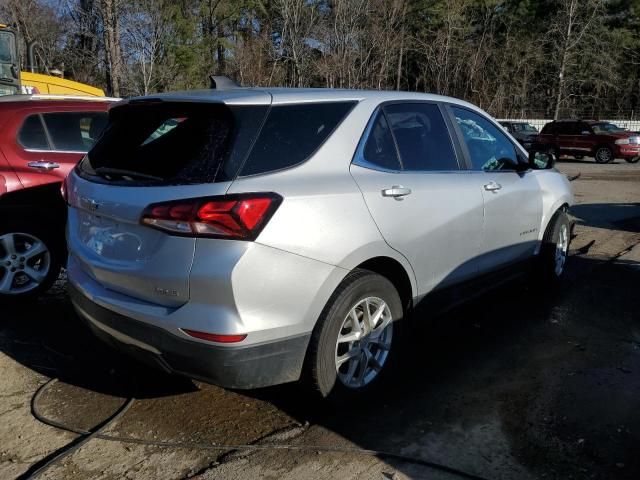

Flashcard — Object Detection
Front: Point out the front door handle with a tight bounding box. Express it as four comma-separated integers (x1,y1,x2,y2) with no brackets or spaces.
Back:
381,186,412,200
27,161,60,171
483,181,502,192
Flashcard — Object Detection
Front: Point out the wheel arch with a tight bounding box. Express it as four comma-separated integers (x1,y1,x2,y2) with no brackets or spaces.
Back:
354,256,414,312
0,182,66,220
536,201,570,254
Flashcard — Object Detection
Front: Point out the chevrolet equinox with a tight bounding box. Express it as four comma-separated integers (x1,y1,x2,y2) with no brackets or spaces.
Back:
65,88,573,400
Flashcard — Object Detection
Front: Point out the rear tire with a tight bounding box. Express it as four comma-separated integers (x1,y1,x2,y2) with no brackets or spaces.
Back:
0,218,63,303
595,146,613,164
536,210,571,287
305,269,404,402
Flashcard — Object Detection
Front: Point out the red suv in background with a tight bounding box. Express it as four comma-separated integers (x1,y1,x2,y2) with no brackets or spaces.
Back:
0,95,115,300
536,119,640,164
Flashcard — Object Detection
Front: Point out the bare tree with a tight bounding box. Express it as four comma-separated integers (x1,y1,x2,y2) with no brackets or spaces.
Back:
274,0,319,87
549,0,606,119
122,0,166,95
2,0,64,72
99,0,123,96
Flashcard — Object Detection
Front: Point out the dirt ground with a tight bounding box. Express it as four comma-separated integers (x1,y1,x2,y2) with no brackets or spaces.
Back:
1,159,639,480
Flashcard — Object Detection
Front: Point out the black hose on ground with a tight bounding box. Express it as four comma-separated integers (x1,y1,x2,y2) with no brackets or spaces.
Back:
24,377,490,480
18,378,134,480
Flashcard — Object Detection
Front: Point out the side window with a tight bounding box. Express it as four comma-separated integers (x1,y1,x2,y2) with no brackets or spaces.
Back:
577,122,591,135
384,103,458,171
359,111,402,171
42,112,108,152
451,107,520,171
557,122,574,135
18,115,50,150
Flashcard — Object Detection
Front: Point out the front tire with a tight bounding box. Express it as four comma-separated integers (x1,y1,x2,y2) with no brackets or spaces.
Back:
0,219,63,302
625,156,640,164
595,146,614,164
306,269,404,401
537,210,571,286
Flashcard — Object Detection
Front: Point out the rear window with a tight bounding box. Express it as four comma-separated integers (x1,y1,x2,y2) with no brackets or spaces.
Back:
239,102,356,177
78,102,268,185
78,100,355,185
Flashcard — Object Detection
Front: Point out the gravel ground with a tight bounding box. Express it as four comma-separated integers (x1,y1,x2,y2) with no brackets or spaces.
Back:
1,159,639,480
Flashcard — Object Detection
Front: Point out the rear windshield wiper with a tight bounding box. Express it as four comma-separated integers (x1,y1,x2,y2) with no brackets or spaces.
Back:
94,167,163,182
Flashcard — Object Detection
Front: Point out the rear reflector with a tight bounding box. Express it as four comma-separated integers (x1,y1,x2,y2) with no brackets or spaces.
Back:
141,193,282,240
182,329,247,343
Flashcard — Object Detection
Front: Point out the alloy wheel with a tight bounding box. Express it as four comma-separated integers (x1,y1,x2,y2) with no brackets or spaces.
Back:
595,147,612,163
554,224,569,276
334,296,393,389
0,232,51,295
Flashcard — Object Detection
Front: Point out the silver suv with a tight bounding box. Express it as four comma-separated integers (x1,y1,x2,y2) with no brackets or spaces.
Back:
66,88,573,400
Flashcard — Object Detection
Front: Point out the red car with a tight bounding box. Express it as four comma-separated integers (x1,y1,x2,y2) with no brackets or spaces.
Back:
536,119,640,164
0,95,115,300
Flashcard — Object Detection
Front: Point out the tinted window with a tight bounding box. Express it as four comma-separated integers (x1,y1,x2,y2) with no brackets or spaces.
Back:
541,123,556,135
576,122,592,134
452,107,520,171
240,102,355,177
359,111,401,170
555,122,575,135
592,122,624,133
385,103,458,171
18,115,50,150
42,112,108,152
79,103,268,185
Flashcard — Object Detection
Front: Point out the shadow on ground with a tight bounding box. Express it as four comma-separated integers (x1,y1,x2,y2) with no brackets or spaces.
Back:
1,249,639,479
571,203,640,233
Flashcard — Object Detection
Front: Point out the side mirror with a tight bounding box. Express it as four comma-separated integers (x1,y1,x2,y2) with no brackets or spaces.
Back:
529,151,555,170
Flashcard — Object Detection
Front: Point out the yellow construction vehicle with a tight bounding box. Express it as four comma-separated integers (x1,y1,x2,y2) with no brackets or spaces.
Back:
0,23,104,97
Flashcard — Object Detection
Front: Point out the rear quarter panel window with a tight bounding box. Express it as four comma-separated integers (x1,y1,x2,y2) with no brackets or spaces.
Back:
239,101,356,177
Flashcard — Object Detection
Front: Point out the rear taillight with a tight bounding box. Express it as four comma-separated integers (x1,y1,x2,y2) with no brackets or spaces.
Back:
141,193,282,240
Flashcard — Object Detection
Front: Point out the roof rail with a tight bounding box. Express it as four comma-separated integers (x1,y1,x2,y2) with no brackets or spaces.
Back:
209,75,241,89
0,94,120,103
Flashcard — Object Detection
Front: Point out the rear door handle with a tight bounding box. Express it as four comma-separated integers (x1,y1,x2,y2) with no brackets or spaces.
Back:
381,186,412,200
483,181,502,192
27,161,60,171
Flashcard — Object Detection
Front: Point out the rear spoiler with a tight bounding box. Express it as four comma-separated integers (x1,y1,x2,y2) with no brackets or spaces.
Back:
209,75,241,89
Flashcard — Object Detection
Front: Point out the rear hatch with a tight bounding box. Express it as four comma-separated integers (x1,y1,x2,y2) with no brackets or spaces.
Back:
67,92,271,306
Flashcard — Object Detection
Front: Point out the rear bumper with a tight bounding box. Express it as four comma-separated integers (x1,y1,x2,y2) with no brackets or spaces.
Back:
69,284,311,389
